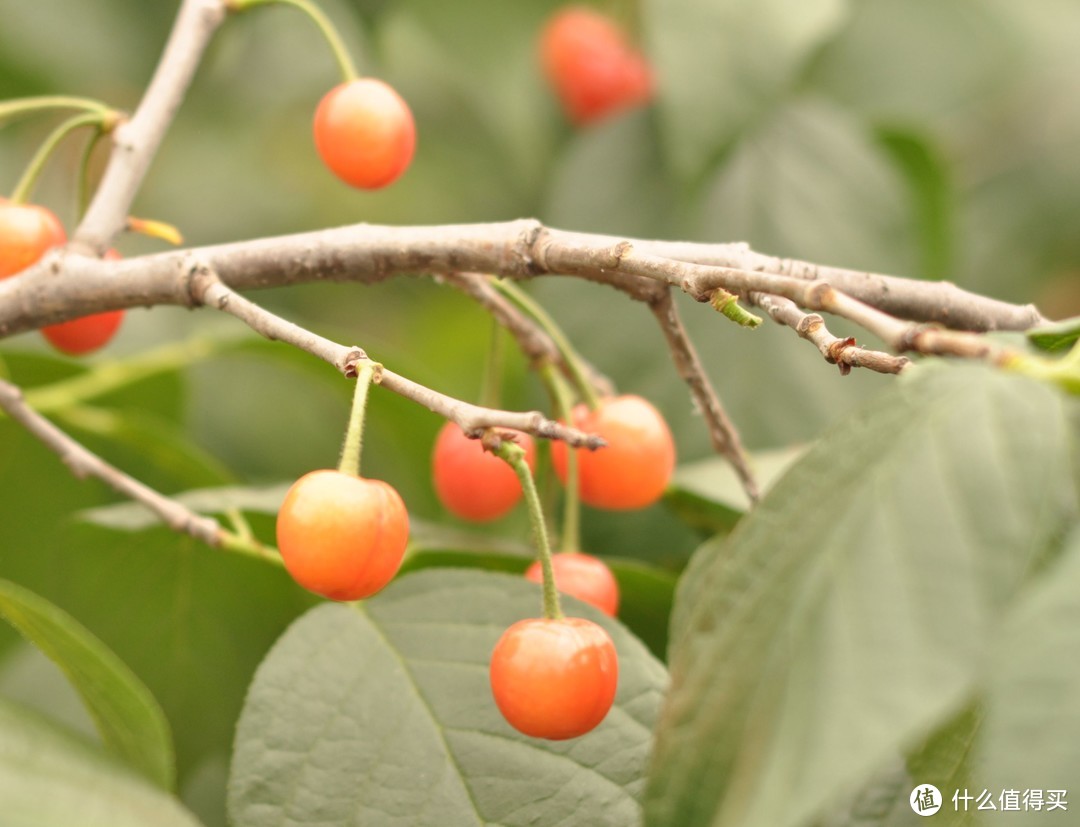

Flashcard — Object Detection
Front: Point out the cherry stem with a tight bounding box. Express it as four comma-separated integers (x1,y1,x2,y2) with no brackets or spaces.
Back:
10,111,114,205
0,96,112,126
495,439,563,620
77,125,107,219
540,363,581,553
338,360,379,477
489,278,603,410
228,0,359,82
478,318,505,409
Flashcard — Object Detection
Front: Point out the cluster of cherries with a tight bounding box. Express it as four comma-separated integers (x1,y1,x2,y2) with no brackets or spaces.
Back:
278,393,674,740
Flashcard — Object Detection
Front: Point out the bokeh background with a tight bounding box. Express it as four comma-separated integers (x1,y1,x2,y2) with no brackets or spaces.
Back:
1,1,1079,823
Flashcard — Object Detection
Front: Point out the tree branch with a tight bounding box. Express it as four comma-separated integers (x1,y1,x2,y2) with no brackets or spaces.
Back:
74,0,228,253
648,289,760,503
747,292,910,375
187,265,605,447
0,377,224,546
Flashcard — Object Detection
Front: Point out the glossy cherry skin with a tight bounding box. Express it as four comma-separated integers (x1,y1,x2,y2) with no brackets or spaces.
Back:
0,198,66,279
276,469,409,601
313,78,416,189
550,395,675,510
525,552,619,616
539,6,654,125
42,250,125,356
432,423,536,522
490,616,618,740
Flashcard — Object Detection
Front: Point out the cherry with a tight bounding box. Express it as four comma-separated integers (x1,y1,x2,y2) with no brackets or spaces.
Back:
490,616,618,740
525,552,619,616
0,198,66,280
550,395,675,510
276,469,409,601
431,423,536,522
41,249,125,356
539,6,654,125
313,78,416,189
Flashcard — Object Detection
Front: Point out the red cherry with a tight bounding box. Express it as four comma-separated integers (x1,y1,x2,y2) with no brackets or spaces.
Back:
490,616,618,740
431,423,536,522
276,469,409,601
525,552,619,616
41,249,125,356
313,78,416,189
539,6,654,125
0,198,66,280
550,395,675,510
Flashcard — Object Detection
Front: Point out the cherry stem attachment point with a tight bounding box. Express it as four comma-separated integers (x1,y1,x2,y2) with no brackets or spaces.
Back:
338,359,380,477
540,363,581,553
226,0,359,82
10,110,118,205
489,278,603,410
494,437,563,620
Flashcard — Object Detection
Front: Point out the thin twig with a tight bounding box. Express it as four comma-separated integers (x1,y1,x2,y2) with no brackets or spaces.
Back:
648,289,759,503
74,0,228,252
748,293,910,375
188,266,605,448
0,377,223,546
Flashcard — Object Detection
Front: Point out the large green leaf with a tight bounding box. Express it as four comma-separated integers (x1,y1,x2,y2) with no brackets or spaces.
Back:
645,365,1079,827
229,569,668,827
976,529,1080,806
0,695,202,827
0,578,174,789
644,0,850,177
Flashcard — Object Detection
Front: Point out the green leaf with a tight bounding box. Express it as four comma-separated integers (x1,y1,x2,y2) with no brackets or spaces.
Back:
0,579,174,789
697,98,916,275
0,695,202,827
876,128,953,280
544,110,680,238
645,0,851,178
1026,316,1080,352
229,569,668,827
664,445,806,535
646,365,1079,827
977,529,1080,804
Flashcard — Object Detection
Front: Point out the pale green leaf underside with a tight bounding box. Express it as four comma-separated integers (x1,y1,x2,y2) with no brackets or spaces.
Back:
646,365,1079,827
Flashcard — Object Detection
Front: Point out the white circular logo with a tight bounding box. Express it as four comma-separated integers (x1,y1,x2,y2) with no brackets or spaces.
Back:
910,784,942,816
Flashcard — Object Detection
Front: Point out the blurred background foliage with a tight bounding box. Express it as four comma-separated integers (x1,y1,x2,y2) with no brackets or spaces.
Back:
1,1,1079,823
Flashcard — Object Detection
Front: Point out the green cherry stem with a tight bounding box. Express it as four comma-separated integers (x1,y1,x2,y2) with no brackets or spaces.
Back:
77,125,108,219
10,110,115,205
0,96,112,125
338,360,380,477
488,277,602,410
227,0,358,82
495,438,564,620
540,363,581,553
478,318,505,409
